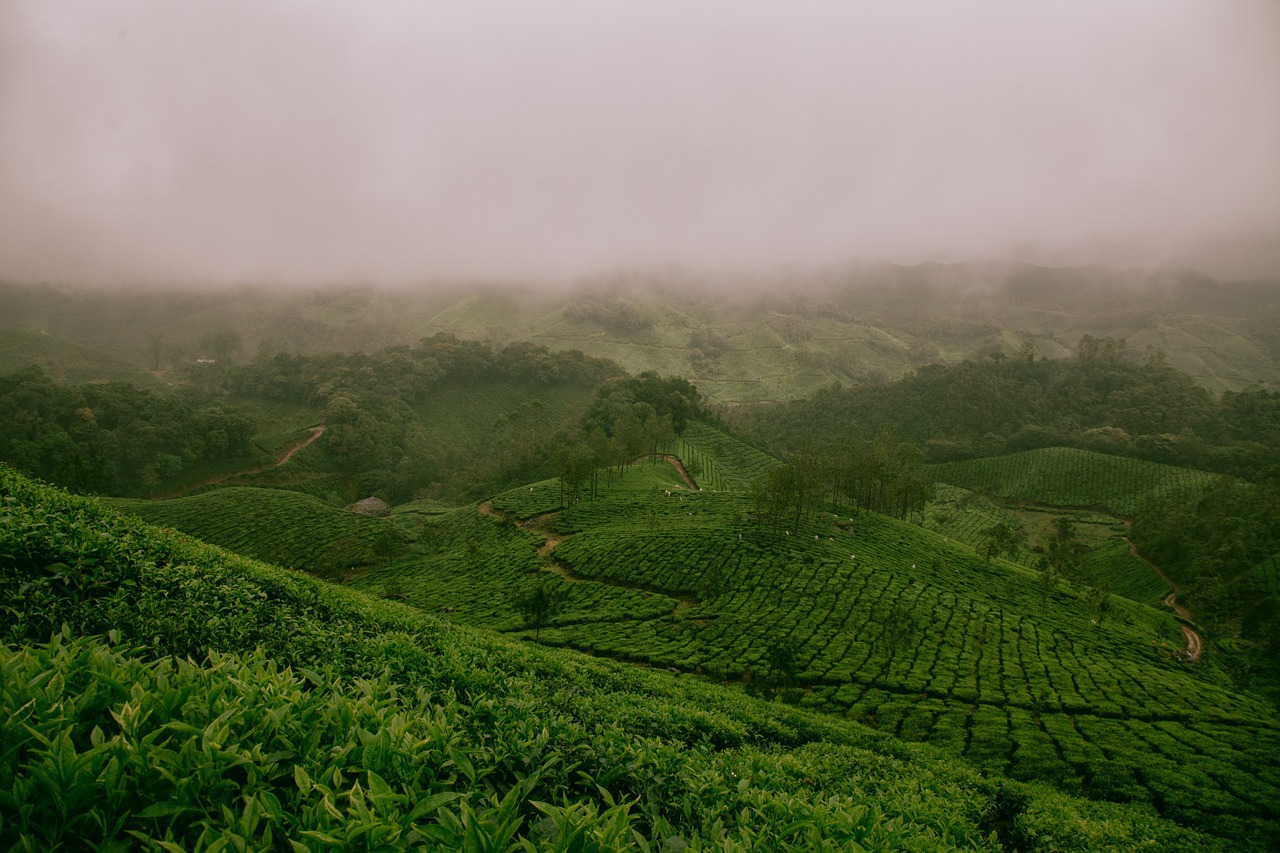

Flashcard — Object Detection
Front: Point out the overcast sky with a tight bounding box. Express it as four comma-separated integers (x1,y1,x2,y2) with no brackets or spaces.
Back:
2,1,1278,286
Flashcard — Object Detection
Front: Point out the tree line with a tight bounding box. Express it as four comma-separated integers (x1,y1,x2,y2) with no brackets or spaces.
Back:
552,373,703,505
730,336,1280,482
751,433,935,538
0,366,254,495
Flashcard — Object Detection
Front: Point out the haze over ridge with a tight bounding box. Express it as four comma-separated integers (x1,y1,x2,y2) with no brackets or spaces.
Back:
1,1,1278,286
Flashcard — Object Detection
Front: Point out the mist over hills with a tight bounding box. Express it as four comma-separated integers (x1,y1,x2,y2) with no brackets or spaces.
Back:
3,262,1278,402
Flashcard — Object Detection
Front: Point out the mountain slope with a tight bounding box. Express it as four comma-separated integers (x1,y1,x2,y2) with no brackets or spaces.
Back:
2,464,1235,850
339,426,1280,847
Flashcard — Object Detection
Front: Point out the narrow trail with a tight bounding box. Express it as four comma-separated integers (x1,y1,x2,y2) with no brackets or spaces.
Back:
1127,536,1203,662
481,502,695,613
625,454,700,491
157,426,326,499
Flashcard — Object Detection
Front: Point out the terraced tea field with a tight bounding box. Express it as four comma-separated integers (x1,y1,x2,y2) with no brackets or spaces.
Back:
927,447,1220,517
346,474,684,631
100,423,1280,843
376,424,1280,839
676,421,780,490
110,487,405,576
12,462,1249,851
921,484,1170,605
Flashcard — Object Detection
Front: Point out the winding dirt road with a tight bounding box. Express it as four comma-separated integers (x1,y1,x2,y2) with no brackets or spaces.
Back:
1127,537,1203,662
158,425,326,498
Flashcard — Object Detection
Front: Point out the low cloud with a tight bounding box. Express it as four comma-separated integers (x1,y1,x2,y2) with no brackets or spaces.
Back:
2,0,1278,285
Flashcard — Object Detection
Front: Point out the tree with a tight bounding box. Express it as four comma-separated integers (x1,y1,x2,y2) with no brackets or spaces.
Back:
1086,584,1113,627
1036,557,1060,613
876,602,919,662
511,578,569,641
146,331,166,370
1047,517,1086,583
981,520,1025,563
555,441,595,506
200,326,243,364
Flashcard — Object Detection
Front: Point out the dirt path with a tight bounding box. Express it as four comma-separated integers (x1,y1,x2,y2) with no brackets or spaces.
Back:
158,426,326,498
274,426,326,467
482,502,696,614
1127,536,1203,662
635,454,699,490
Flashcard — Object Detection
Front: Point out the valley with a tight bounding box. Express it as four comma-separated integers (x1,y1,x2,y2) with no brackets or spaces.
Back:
2,274,1279,849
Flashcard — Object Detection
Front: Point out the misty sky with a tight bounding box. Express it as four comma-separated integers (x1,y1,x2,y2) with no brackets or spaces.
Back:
2,1,1279,285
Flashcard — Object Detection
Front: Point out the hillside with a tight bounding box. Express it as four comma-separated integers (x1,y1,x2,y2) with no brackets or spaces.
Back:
0,329,168,388
336,425,1280,847
5,264,1279,405
2,465,1236,851
108,487,409,579
927,448,1221,518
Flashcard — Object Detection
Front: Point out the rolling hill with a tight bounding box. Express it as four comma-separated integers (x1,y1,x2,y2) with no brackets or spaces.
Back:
927,448,1222,518
5,263,1279,404
334,425,1279,847
3,464,1236,851
0,329,168,388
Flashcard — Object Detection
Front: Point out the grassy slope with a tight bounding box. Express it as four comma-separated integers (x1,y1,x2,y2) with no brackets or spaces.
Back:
2,465,1229,852
0,329,168,388
342,427,1280,847
108,487,406,577
428,292,1280,403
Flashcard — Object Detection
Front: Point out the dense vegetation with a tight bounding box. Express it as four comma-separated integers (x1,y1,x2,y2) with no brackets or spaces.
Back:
0,365,255,495
336,427,1280,848
730,337,1280,481
223,335,621,502
1131,478,1280,690
5,275,1280,848
3,465,1233,851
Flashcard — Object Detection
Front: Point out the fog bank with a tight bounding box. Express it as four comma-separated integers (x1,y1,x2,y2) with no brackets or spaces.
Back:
2,1,1278,285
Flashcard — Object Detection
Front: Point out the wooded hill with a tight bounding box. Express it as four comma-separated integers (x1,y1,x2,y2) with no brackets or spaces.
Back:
3,261,1278,403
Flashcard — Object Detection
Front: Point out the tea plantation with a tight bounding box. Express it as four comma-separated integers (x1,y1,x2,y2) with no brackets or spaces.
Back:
926,448,1221,518
4,464,1240,851
346,427,1280,848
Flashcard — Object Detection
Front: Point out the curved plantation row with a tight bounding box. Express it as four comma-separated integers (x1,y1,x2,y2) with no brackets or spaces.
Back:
461,428,1280,845
539,527,1280,839
927,447,1220,518
346,502,677,632
109,486,407,578
922,484,1037,566
1077,539,1174,606
5,465,1227,851
675,422,780,491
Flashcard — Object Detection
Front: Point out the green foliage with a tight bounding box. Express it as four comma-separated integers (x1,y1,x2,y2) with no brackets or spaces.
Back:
512,578,571,640
1132,479,1280,663
928,447,1220,518
4,422,1279,849
0,366,256,495
388,437,1280,848
227,335,620,502
109,487,407,579
0,464,1115,851
730,348,1280,479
